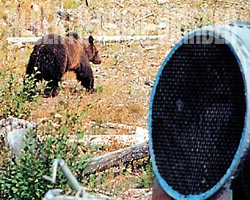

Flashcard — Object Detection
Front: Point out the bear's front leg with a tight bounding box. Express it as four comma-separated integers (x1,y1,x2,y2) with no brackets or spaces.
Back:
75,63,95,93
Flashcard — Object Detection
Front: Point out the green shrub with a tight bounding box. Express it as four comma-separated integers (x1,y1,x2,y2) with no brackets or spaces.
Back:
135,161,155,188
0,128,90,199
0,68,40,119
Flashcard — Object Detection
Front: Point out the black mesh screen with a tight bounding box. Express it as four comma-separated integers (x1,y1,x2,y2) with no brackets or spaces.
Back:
151,36,246,195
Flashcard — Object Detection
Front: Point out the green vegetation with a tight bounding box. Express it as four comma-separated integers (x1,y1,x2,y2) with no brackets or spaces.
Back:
0,65,38,119
0,129,90,199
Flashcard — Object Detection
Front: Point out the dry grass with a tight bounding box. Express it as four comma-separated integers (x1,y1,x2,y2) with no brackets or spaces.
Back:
0,0,250,198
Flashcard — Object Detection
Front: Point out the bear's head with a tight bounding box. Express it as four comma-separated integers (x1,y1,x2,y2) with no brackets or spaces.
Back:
85,36,102,65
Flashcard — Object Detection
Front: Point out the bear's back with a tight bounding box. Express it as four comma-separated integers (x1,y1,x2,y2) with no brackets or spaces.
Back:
32,33,99,72
34,34,83,70
36,34,67,63
64,36,83,69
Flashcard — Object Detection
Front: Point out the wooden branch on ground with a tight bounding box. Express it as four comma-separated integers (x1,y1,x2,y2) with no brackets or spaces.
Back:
89,121,134,130
7,37,41,44
69,134,148,146
69,126,148,146
82,141,149,175
7,35,167,45
132,13,154,25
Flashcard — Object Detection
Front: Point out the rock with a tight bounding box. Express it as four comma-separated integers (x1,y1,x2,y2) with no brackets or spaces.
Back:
54,113,63,119
7,129,34,156
135,127,148,143
0,117,36,156
158,22,167,29
145,80,154,87
0,116,35,130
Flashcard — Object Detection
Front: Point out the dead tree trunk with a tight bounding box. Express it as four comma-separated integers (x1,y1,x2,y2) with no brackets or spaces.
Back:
83,141,149,175
7,35,166,44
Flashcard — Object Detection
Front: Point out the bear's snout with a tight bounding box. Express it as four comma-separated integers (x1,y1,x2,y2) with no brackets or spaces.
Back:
93,58,101,65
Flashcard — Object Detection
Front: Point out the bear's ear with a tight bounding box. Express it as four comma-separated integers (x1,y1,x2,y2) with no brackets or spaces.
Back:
88,36,94,45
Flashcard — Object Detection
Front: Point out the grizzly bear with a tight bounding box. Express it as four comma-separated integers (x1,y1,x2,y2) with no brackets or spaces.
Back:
24,33,101,97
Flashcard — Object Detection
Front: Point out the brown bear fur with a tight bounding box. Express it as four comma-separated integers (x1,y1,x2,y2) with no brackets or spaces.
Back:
25,33,101,97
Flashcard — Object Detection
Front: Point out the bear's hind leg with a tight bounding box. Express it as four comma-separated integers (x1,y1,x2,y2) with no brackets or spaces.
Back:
44,80,60,97
42,55,65,97
24,46,42,97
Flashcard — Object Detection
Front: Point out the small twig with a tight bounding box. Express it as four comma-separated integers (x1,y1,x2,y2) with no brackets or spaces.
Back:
111,0,125,8
139,40,146,48
132,13,154,25
40,5,44,33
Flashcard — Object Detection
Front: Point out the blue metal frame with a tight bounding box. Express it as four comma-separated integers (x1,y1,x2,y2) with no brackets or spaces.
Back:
149,24,250,199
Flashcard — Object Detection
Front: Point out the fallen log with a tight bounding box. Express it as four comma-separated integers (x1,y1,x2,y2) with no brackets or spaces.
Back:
69,127,148,146
89,121,134,130
7,35,167,45
83,141,149,175
70,134,148,146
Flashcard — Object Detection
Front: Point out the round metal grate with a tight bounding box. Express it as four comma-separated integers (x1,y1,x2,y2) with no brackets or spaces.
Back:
149,32,248,199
